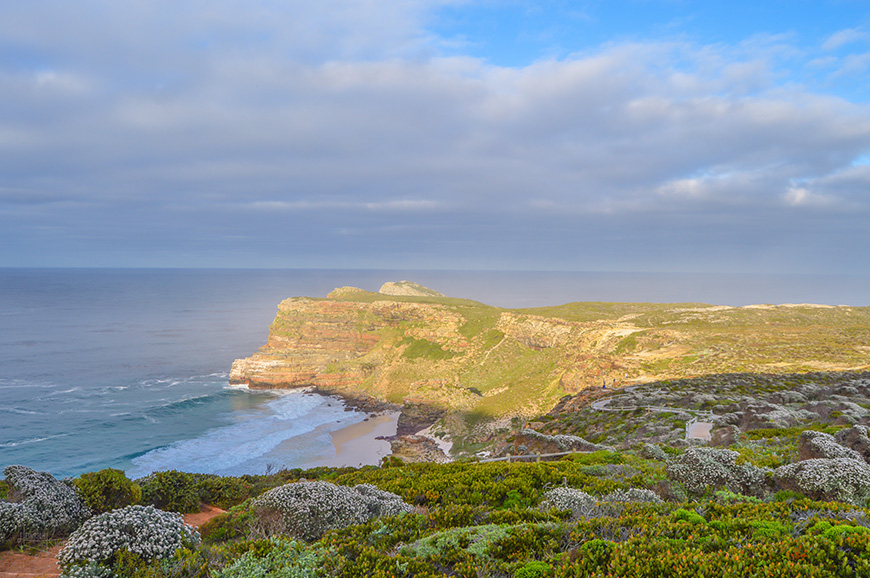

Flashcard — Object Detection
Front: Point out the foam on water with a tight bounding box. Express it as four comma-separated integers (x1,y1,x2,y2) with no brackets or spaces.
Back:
128,389,362,477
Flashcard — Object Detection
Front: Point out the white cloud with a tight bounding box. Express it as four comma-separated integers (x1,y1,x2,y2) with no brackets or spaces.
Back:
782,186,835,207
822,27,869,51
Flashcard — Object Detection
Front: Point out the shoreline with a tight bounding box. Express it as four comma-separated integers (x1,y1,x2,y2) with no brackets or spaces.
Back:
307,411,400,468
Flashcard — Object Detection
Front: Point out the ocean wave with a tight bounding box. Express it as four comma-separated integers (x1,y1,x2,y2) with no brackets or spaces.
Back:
0,432,70,448
129,391,361,477
0,406,44,415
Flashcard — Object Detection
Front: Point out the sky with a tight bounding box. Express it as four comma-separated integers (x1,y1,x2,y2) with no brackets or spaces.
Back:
1,0,869,273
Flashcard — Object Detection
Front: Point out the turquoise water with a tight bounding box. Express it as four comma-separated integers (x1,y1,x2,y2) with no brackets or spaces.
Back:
2,268,868,478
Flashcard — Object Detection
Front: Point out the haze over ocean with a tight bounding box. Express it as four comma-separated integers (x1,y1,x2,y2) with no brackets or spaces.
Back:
2,268,869,478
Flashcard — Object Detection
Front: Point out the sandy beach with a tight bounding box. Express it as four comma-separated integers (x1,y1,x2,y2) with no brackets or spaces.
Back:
313,411,400,468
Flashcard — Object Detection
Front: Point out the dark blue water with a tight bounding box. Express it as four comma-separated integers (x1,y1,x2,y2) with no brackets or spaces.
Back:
2,268,868,478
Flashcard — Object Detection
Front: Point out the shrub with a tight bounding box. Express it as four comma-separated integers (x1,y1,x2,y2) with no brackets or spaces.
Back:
714,489,762,504
539,488,596,519
72,469,142,514
353,483,415,518
217,536,322,578
749,520,790,539
672,508,706,525
193,475,250,510
773,458,870,505
639,444,668,461
0,465,91,546
200,510,257,544
809,520,870,540
251,481,412,541
401,524,509,559
601,488,662,504
578,539,613,568
58,504,200,570
799,431,863,461
514,559,552,578
665,447,769,497
139,470,200,513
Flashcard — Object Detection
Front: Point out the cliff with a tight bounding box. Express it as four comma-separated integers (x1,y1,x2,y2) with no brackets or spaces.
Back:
230,284,870,449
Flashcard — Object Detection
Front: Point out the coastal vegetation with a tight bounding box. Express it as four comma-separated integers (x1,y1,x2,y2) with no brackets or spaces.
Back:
4,366,870,577
3,439,870,576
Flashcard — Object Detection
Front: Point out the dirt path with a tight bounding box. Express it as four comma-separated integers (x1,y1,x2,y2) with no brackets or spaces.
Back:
0,504,226,578
183,503,227,528
0,543,63,578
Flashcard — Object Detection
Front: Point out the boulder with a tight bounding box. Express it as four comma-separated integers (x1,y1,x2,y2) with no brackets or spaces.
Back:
711,425,741,447
834,425,870,463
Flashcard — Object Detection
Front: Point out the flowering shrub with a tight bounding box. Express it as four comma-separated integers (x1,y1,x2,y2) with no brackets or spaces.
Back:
639,443,668,461
520,429,608,452
665,447,769,497
58,504,200,570
353,483,415,518
538,488,596,518
774,458,870,505
252,481,412,541
0,465,90,546
798,431,863,461
601,488,662,504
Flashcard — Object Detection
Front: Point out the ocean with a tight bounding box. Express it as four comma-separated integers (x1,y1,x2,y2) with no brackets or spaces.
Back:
2,268,869,479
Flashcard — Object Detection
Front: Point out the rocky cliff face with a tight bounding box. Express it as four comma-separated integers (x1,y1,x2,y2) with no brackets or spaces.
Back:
229,296,465,395
231,285,870,430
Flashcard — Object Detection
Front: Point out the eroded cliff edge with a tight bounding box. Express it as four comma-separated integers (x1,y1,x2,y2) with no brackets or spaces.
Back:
230,283,870,454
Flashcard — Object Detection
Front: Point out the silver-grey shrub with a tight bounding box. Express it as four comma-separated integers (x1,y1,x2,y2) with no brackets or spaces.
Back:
0,465,90,545
540,486,662,520
602,488,663,504
798,431,863,461
58,505,200,569
252,481,412,541
353,483,415,518
774,458,870,505
539,488,596,518
666,447,769,497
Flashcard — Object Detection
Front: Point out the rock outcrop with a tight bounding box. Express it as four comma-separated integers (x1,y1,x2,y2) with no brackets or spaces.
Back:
379,281,445,297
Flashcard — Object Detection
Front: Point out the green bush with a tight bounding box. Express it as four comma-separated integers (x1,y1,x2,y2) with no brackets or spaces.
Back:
578,539,613,569
514,560,551,578
193,475,250,510
139,470,200,513
72,468,142,514
749,520,790,540
672,509,706,525
200,509,257,544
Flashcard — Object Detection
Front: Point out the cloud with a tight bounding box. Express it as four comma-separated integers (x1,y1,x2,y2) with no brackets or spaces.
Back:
782,186,835,207
1,2,869,272
822,27,869,51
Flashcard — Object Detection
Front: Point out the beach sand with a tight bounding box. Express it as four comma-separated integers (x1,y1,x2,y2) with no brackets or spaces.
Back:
314,411,400,468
